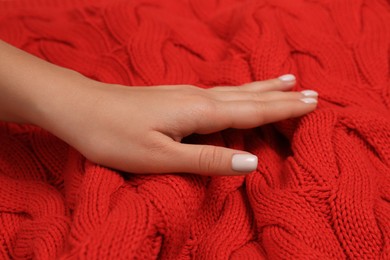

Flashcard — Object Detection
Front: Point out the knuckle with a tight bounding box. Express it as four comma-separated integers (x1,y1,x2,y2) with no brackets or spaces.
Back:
176,86,210,102
250,91,263,100
254,101,267,124
188,96,217,117
198,146,224,173
181,84,202,93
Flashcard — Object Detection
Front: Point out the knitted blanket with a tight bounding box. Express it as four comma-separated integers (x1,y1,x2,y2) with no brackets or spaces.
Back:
0,0,389,259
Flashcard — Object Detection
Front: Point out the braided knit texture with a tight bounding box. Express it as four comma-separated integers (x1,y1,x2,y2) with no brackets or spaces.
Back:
0,0,389,259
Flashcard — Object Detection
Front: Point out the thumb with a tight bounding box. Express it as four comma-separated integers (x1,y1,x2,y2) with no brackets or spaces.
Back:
168,143,258,176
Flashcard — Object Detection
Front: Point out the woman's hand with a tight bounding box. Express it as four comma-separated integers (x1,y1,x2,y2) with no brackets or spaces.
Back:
37,74,318,176
0,40,318,176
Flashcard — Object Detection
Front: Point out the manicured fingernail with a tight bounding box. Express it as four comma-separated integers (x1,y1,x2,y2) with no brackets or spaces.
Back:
232,154,258,172
278,74,296,86
301,90,318,97
300,97,318,104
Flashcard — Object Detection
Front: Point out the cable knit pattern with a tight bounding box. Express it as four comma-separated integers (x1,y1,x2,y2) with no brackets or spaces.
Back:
0,0,389,259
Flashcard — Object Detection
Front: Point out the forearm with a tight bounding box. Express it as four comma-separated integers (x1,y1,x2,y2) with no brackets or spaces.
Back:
0,40,87,126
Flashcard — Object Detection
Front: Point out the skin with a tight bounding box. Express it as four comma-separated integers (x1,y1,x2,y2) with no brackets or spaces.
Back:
0,40,318,176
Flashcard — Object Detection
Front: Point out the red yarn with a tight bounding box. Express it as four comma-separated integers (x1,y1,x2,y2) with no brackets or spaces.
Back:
1,0,389,259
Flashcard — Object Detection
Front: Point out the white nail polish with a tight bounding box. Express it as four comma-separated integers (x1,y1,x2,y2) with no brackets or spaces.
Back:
301,90,318,97
232,154,258,172
300,97,318,104
278,74,296,85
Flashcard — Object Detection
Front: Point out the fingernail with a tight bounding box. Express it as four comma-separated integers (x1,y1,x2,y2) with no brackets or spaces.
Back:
278,74,296,86
301,90,318,97
300,97,318,104
232,154,258,172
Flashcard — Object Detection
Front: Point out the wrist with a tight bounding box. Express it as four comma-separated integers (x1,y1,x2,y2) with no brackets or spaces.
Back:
0,40,95,129
28,69,92,130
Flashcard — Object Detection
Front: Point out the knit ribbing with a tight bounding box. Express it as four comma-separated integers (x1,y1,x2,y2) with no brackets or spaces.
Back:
0,0,389,259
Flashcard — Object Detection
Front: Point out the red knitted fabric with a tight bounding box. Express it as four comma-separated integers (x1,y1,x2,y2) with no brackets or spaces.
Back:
0,0,389,259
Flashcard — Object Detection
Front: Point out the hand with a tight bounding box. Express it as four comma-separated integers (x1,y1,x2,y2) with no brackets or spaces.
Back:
0,41,317,176
38,74,318,176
